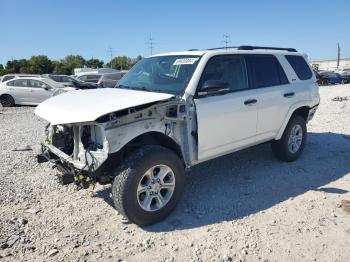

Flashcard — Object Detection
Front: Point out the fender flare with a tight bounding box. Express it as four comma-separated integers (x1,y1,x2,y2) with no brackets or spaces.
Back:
275,100,311,140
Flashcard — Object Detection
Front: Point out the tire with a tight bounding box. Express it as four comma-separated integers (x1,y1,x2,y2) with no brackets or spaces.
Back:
0,94,15,107
321,79,330,86
271,115,307,162
111,145,185,226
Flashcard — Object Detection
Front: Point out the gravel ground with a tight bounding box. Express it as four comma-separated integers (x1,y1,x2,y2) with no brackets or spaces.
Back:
0,84,350,262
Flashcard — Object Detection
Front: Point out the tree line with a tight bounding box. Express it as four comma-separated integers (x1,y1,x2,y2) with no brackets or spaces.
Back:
0,55,143,76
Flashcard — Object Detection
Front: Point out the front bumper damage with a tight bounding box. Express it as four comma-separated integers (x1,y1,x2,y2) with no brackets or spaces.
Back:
37,124,110,188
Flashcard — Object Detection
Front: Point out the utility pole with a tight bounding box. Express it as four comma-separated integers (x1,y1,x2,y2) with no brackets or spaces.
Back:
337,43,340,69
222,33,231,49
107,46,113,68
147,35,155,56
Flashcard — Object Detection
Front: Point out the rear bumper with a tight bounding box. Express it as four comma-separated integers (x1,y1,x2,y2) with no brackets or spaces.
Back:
307,104,319,122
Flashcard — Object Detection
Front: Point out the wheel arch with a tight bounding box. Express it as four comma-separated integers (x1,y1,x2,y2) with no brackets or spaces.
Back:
109,130,185,164
0,93,16,105
276,103,310,140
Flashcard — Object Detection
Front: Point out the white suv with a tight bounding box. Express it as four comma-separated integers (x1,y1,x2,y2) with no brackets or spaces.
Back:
35,46,320,225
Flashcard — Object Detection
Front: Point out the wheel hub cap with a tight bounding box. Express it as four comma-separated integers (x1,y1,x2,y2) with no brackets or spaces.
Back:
137,164,175,212
288,124,303,154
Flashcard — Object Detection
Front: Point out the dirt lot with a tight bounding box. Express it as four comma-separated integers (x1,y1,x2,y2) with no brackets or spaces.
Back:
0,84,350,262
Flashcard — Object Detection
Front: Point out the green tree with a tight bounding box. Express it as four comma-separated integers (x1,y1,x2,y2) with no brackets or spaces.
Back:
52,61,70,75
0,64,4,75
108,56,132,70
62,55,86,74
28,55,53,74
6,59,29,73
86,58,104,68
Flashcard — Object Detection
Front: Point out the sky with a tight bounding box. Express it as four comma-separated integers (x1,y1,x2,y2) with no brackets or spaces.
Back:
1,0,349,65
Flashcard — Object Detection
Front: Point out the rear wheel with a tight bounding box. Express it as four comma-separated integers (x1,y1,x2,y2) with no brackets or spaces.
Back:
321,79,330,86
112,145,185,226
0,94,15,107
271,115,307,162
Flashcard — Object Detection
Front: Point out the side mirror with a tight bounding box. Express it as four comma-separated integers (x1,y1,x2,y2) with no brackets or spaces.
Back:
197,80,229,97
42,85,50,91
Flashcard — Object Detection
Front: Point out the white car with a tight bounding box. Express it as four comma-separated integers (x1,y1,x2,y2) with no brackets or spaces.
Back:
0,77,75,106
35,46,320,225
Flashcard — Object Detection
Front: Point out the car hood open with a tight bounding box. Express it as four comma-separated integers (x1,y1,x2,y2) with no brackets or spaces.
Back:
35,88,174,125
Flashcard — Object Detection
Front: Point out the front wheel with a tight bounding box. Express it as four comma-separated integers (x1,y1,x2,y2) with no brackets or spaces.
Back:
111,145,185,226
271,115,307,162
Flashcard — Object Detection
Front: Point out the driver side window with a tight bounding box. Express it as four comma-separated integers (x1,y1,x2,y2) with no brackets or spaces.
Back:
199,55,248,92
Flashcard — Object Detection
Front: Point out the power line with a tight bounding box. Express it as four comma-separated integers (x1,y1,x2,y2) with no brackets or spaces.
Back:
222,33,231,49
147,35,155,56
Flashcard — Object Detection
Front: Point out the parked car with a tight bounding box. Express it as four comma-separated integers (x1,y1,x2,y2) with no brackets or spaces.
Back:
35,46,319,226
97,72,126,88
0,77,75,107
337,68,350,77
316,71,343,85
76,73,101,83
42,74,97,89
1,74,39,83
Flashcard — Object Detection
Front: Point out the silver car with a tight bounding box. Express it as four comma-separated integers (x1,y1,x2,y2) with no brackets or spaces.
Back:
0,77,75,107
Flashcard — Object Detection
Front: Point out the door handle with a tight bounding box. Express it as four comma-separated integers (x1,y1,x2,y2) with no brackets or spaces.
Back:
284,92,295,98
244,99,257,105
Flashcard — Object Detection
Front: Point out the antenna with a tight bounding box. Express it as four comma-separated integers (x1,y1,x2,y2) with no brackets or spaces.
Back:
222,33,231,49
147,35,155,56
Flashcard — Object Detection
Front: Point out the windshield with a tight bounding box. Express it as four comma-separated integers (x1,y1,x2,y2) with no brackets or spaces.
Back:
117,55,201,95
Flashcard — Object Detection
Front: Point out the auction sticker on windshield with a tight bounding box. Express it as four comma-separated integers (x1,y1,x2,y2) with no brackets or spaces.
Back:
173,57,199,65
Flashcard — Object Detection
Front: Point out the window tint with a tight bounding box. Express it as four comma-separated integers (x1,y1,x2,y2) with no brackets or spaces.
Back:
285,55,312,80
50,75,61,82
13,79,29,87
86,74,101,80
2,75,15,82
6,80,14,86
246,54,289,88
29,79,45,88
199,55,248,92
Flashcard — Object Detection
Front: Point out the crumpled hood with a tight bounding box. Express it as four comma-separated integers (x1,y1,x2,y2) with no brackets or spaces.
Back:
35,88,174,125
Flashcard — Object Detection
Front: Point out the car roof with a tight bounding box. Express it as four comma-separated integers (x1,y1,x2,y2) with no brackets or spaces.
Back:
4,77,64,88
152,49,303,57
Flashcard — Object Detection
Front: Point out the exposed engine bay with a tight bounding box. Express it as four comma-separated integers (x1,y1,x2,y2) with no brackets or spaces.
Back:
38,98,198,189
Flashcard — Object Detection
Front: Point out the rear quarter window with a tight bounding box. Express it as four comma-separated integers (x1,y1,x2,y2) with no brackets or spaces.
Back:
246,54,289,89
285,55,312,80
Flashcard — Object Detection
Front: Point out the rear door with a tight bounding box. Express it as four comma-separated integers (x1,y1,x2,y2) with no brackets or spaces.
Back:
194,55,259,161
245,54,295,141
28,79,52,103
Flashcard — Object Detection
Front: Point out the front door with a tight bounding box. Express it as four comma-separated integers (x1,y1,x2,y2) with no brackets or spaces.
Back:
194,55,259,162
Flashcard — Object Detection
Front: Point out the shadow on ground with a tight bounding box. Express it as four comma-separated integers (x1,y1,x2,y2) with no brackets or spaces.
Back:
95,132,350,231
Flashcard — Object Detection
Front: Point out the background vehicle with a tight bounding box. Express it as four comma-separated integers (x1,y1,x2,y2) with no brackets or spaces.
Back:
97,72,126,88
76,73,101,83
1,74,39,83
0,77,74,106
36,46,320,226
316,71,343,85
42,74,97,89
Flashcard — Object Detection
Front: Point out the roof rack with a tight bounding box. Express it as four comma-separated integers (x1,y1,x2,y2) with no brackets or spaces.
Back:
207,45,298,52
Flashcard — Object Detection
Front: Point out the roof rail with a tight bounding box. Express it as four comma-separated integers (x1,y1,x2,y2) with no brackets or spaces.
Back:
238,45,298,52
206,45,297,52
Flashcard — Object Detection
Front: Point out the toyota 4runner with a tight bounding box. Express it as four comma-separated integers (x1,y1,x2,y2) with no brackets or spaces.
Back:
35,46,320,226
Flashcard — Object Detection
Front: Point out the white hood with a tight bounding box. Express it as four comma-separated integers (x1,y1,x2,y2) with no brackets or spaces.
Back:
35,88,174,125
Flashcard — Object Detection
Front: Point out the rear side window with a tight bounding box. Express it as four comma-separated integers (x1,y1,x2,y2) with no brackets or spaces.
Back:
246,54,289,88
13,79,29,87
2,75,15,82
285,55,312,80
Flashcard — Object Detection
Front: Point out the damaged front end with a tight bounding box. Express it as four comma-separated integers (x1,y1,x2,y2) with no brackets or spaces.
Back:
38,123,109,188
